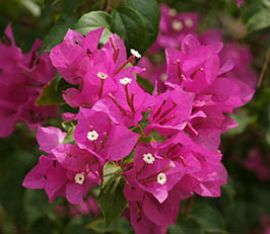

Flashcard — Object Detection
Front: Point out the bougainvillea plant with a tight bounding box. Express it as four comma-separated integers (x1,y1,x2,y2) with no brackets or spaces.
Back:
1,0,270,233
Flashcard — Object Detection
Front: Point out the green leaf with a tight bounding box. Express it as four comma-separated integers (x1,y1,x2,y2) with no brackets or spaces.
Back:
36,74,65,106
97,165,126,226
65,217,89,234
23,190,51,225
169,220,203,234
41,16,76,52
86,217,133,234
111,6,147,53
102,163,122,187
31,218,54,234
226,110,255,136
124,0,160,49
137,75,154,94
0,204,17,234
190,203,227,234
76,11,112,44
17,0,41,17
247,9,270,32
62,121,75,144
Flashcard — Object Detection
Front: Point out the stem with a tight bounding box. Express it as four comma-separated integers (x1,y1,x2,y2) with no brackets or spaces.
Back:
124,86,135,114
138,123,146,138
98,79,105,98
114,56,135,74
109,93,128,115
257,45,270,87
109,37,120,62
104,0,112,12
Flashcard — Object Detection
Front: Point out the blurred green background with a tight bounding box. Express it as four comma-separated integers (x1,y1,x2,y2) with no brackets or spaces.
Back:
1,0,270,233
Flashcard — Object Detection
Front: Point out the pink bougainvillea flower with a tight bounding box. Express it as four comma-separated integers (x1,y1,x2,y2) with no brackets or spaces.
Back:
51,29,144,109
0,25,58,137
236,0,244,7
36,126,66,153
125,143,185,203
22,20,256,234
23,143,102,204
244,149,270,181
0,25,55,87
70,197,100,216
166,34,221,94
0,85,58,138
175,142,227,197
71,197,100,216
218,42,257,107
199,29,256,111
50,28,104,84
156,132,227,197
74,108,139,161
18,96,58,129
124,177,182,234
102,34,128,68
23,125,102,204
145,86,194,136
62,50,141,109
62,50,118,108
23,155,67,202
151,4,199,51
54,196,100,217
51,143,102,204
93,66,153,127
0,25,26,86
139,57,167,92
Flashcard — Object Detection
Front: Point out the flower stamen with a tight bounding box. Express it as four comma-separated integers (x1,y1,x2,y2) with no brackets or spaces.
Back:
143,153,155,164
87,130,99,141
157,172,167,185
75,173,85,185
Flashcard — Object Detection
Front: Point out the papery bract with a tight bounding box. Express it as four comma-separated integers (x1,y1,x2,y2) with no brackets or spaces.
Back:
0,25,58,137
74,108,139,161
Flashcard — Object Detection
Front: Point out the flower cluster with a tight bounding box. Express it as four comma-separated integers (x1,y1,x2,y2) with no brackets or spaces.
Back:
23,5,256,234
0,25,58,137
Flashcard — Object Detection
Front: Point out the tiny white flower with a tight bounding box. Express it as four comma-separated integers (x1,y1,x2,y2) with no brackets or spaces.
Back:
180,74,186,80
184,18,194,28
130,49,141,59
119,77,132,85
75,173,85,185
169,8,177,17
169,161,176,168
143,153,155,164
87,130,99,141
157,172,167,185
172,20,183,31
160,73,168,81
97,72,108,80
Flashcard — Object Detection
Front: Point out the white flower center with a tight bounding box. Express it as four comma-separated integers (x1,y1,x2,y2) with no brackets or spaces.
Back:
172,20,183,31
169,8,177,17
184,18,194,28
97,72,108,80
157,172,167,185
75,173,85,185
87,130,99,141
143,153,155,164
119,77,132,85
130,49,141,59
